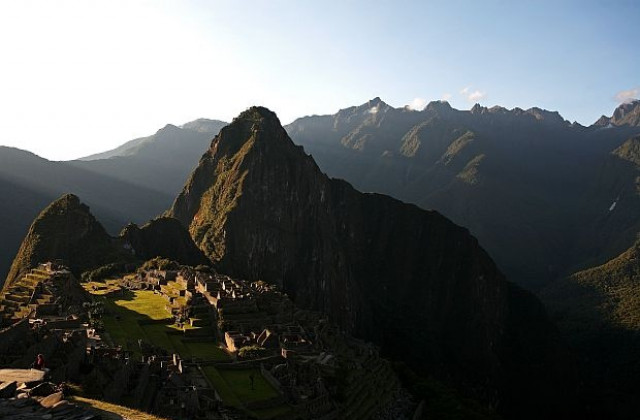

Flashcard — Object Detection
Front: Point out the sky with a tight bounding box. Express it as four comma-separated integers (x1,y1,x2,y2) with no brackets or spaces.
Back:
0,0,638,160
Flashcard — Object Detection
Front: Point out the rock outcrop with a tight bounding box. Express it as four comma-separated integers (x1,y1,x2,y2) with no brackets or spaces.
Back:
169,106,575,417
595,100,640,127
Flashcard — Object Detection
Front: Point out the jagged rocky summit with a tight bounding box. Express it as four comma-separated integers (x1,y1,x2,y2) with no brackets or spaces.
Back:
595,99,640,127
169,106,576,417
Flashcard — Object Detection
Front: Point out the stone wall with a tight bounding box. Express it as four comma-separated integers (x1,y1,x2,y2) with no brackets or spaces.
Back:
0,316,31,355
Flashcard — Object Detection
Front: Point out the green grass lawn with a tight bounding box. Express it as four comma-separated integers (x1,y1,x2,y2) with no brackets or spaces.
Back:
108,290,172,320
99,289,232,362
203,366,287,419
203,366,243,407
184,341,230,360
218,368,280,404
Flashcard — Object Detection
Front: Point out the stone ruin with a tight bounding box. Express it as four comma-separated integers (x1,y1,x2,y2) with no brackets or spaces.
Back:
0,262,420,419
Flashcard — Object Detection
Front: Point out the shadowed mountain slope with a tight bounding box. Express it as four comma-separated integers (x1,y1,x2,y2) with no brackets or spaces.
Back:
286,99,640,290
542,235,640,418
169,106,576,418
120,217,209,267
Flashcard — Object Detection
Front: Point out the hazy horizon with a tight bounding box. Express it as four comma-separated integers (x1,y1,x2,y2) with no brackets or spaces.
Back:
1,0,638,160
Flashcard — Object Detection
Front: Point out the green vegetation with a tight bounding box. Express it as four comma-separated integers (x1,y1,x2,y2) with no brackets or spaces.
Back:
81,279,122,296
88,287,231,363
203,366,285,418
543,237,640,332
138,257,180,272
108,290,172,320
218,368,279,404
81,262,134,283
182,341,229,360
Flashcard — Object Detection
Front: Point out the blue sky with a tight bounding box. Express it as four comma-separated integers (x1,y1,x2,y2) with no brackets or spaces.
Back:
0,0,638,160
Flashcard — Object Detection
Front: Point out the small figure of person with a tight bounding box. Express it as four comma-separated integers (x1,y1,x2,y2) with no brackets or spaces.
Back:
249,373,255,390
32,354,45,370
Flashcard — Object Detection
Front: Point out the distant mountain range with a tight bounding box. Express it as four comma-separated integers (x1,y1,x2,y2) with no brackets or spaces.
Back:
286,98,640,290
70,118,227,195
0,119,225,283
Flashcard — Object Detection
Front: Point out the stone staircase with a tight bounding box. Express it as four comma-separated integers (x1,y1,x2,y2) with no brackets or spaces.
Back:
0,266,55,325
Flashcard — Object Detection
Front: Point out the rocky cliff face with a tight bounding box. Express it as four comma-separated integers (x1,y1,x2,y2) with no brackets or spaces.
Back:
595,100,640,127
4,194,127,289
169,107,575,417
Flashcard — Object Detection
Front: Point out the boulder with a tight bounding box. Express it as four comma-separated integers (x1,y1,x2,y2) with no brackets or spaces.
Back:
29,382,57,397
40,391,63,408
0,381,17,398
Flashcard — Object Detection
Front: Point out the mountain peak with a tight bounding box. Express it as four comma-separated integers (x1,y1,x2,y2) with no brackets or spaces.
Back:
235,106,281,124
425,100,453,113
594,99,640,127
353,97,391,114
525,107,567,124
470,103,487,114
4,194,125,289
170,107,575,415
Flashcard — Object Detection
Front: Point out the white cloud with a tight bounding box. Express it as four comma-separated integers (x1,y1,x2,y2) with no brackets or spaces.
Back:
615,87,639,104
441,93,452,101
459,86,486,103
408,97,427,110
368,105,379,114
468,90,486,102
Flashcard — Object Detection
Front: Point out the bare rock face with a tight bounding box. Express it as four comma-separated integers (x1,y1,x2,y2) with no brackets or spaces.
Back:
169,106,576,417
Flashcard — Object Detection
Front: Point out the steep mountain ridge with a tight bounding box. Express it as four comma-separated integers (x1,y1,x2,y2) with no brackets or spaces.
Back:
4,194,127,289
169,106,575,417
4,194,208,290
287,99,640,289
